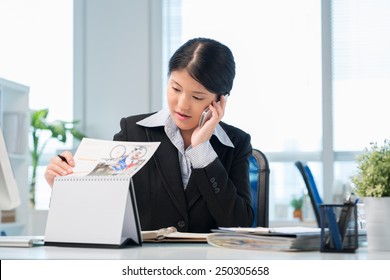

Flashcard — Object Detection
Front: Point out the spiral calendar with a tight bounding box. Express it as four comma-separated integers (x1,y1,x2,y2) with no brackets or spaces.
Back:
44,138,160,248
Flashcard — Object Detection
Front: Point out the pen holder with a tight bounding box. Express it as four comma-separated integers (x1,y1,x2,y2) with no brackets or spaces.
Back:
320,204,358,253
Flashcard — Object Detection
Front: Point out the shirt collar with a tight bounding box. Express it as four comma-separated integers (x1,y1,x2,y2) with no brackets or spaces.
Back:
136,108,235,148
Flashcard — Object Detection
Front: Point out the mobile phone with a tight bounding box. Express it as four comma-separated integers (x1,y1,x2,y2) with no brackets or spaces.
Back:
198,107,212,127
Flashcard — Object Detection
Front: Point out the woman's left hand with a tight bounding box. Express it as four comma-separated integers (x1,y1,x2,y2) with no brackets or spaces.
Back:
191,95,228,147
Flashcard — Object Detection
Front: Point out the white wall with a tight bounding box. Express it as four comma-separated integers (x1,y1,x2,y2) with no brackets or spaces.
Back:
74,0,163,140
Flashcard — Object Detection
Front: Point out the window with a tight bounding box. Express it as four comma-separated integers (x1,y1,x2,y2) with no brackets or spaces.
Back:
0,0,73,209
332,0,390,203
332,0,390,150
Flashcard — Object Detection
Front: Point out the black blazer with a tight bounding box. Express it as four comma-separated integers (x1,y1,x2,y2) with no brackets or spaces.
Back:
113,113,254,233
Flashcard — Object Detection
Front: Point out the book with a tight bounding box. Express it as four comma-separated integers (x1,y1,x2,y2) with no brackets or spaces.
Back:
0,236,44,248
207,227,322,251
44,138,160,248
142,227,209,243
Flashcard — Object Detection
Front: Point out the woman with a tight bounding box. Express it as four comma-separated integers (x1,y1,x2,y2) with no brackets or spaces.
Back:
45,37,254,233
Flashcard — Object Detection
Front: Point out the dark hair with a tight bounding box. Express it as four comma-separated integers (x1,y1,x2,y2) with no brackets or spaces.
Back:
168,38,235,96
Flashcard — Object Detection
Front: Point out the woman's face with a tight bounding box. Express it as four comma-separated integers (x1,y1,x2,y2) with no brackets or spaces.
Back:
167,69,217,133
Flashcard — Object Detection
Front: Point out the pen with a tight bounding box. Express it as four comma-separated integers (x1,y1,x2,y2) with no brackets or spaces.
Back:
338,193,358,243
338,202,352,243
347,192,359,205
58,154,69,164
324,207,342,250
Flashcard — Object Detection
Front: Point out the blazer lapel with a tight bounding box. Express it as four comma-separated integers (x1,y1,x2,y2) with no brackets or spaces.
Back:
145,128,188,218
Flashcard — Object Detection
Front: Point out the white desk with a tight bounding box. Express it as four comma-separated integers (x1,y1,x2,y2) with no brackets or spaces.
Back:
1,243,389,260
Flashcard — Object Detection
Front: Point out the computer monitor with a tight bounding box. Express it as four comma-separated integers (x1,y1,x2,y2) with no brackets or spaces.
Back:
0,128,21,210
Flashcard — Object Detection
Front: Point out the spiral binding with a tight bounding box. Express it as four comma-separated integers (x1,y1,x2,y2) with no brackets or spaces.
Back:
54,176,131,182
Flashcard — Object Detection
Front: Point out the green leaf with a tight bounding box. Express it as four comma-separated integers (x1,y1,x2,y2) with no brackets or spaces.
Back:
29,108,87,185
69,127,86,140
352,139,390,197
31,109,50,130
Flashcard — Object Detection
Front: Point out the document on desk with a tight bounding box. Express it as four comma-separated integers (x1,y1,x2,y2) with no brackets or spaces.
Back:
142,227,209,243
208,227,321,251
217,226,321,235
0,236,44,248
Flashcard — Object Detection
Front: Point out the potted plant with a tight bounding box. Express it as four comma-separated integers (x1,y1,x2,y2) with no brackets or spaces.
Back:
290,195,304,221
352,139,390,251
30,109,85,208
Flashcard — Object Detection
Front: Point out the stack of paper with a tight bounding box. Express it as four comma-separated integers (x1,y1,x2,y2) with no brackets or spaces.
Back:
207,227,321,251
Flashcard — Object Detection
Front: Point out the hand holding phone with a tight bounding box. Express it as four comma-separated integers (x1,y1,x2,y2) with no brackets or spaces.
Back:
198,95,228,128
198,107,212,127
192,96,228,147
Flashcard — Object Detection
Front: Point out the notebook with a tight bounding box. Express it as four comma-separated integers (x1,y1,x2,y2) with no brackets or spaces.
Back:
142,227,209,243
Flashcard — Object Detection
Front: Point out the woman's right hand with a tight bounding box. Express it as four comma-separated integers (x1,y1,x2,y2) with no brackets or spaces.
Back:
44,151,75,187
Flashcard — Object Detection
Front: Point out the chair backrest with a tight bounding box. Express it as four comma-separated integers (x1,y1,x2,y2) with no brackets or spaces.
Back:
294,161,323,227
249,149,270,227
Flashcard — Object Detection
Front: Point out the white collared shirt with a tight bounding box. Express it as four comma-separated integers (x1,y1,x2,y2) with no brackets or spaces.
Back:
136,108,234,188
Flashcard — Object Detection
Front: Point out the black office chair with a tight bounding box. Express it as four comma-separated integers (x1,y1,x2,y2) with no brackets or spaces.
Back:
249,149,270,227
294,161,323,227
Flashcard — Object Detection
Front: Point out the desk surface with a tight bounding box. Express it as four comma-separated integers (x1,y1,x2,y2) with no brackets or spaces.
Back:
1,243,389,260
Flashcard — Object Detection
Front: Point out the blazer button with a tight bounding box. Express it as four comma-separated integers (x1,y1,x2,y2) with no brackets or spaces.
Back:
210,177,216,183
177,220,186,228
214,187,220,194
212,182,218,188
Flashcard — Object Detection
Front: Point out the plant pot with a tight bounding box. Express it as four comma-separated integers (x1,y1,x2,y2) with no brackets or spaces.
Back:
364,197,390,251
293,209,303,221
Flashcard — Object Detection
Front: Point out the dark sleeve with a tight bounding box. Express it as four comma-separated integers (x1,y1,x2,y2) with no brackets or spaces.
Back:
191,132,254,227
113,117,129,141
